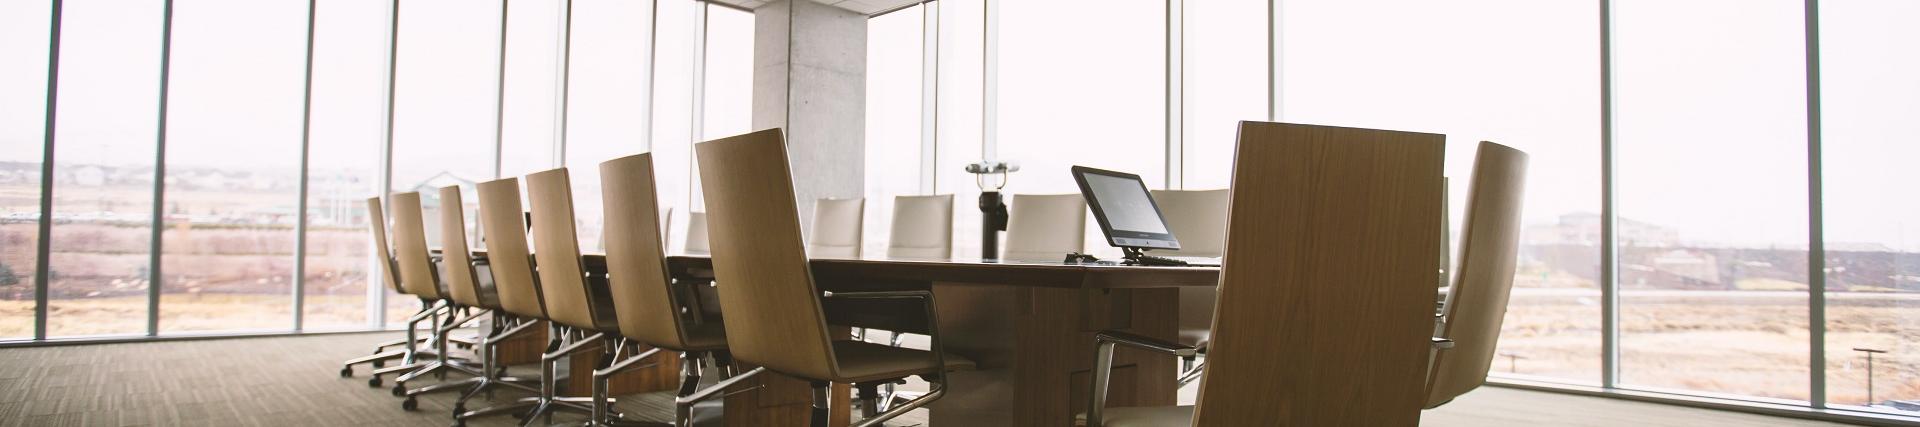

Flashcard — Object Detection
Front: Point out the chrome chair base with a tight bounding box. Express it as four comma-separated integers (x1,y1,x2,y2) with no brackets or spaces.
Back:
455,325,610,426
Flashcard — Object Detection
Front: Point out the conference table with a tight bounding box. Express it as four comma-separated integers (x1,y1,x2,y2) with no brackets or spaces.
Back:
464,249,1220,426
665,254,1218,427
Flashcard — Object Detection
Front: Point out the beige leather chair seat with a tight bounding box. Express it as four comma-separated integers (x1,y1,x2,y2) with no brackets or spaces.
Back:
829,340,975,384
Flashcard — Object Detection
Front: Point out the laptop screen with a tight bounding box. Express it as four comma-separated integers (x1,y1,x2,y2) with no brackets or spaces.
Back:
1071,166,1181,250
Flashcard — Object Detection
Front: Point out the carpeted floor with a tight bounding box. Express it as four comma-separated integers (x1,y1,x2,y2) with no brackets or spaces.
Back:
0,331,1854,426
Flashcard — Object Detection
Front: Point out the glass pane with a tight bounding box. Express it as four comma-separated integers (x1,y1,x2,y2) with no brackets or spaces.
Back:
863,5,925,257
304,0,391,330
566,0,654,253
1279,0,1601,383
651,0,695,254
47,1,165,337
1182,0,1263,190
1819,0,1920,413
157,0,306,332
0,1,52,339
1615,0,1810,401
997,0,1164,259
937,0,984,259
691,4,754,214
500,0,563,178
388,0,501,325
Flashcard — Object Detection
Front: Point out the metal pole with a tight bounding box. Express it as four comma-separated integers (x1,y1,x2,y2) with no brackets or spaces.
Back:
1267,0,1276,121
1802,0,1826,408
1164,0,1182,190
293,0,319,332
555,0,574,167
641,0,657,153
981,0,996,160
919,2,938,195
494,0,509,179
33,0,65,341
148,0,177,337
1598,0,1621,388
375,0,402,328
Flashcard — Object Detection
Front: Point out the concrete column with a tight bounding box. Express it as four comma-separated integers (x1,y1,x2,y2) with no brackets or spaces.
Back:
752,0,866,235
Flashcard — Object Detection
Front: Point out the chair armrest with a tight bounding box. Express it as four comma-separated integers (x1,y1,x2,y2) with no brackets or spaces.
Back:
1095,330,1198,358
1431,337,1454,350
1087,330,1197,426
820,291,950,379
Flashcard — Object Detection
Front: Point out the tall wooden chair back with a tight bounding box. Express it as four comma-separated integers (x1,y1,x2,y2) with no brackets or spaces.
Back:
476,178,547,319
695,128,839,380
808,198,866,259
1424,141,1528,408
888,194,954,259
388,192,443,299
365,197,403,294
526,168,611,331
438,186,486,308
599,153,695,348
1192,121,1446,425
1002,193,1086,262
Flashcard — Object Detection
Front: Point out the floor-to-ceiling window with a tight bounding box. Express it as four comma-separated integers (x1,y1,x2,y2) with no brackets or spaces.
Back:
386,0,501,325
0,0,53,339
689,3,754,217
1818,0,1920,413
651,0,696,254
1180,0,1265,191
935,0,984,260
996,0,1164,258
499,0,565,179
565,0,655,253
862,4,927,257
46,1,166,337
1614,0,1812,402
1275,0,1603,385
157,0,307,332
304,0,392,330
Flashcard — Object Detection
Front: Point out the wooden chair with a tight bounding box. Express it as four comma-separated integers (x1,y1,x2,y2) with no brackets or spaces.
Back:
1425,141,1528,408
519,167,625,424
380,192,486,410
392,187,513,409
592,153,739,426
1147,188,1229,386
809,198,866,259
423,186,543,417
340,197,425,380
886,194,954,259
695,128,974,427
1085,122,1449,426
1002,193,1087,262
454,177,564,425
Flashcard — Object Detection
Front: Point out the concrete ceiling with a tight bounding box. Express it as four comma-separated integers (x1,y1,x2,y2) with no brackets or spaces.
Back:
707,0,924,16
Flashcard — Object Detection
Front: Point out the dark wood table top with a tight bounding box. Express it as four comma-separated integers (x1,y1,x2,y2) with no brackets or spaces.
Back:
667,255,1219,289
451,249,1218,289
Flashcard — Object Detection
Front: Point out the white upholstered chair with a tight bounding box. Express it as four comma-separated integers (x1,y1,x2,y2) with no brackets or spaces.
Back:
1001,193,1086,262
887,194,954,259
808,197,866,259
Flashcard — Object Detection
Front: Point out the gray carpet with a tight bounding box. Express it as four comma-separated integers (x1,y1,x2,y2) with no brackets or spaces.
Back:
0,331,1851,426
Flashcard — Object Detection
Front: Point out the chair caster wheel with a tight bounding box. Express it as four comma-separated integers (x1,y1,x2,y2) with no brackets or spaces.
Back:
401,397,419,411
368,377,383,388
372,360,385,369
391,384,407,397
451,404,465,415
339,367,353,378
